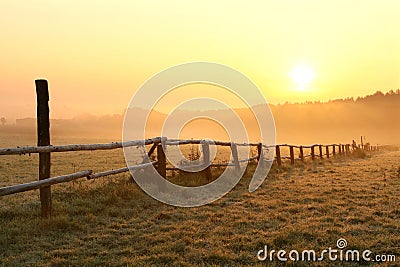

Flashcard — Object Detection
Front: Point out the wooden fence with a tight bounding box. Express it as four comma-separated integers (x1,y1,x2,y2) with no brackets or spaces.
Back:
0,79,370,217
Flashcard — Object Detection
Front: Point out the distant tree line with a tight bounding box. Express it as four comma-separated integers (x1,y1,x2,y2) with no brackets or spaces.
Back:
277,89,400,106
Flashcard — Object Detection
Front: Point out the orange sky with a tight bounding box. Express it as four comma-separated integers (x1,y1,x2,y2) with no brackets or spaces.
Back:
1,1,399,121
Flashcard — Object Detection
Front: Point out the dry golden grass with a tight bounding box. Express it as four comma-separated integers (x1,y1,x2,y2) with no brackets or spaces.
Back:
0,136,399,266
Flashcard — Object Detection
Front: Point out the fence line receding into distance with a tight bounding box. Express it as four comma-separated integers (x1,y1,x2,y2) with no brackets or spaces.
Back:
0,79,377,217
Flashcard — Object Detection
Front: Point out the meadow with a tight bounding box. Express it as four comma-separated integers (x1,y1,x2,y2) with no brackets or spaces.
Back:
0,135,399,266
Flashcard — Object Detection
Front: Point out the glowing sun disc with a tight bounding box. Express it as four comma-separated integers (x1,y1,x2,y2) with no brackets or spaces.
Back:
290,65,315,91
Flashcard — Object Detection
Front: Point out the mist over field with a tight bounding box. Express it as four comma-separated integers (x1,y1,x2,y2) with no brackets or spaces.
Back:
2,91,399,146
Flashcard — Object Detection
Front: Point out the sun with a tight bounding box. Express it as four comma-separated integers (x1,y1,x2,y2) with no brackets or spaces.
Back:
290,65,315,91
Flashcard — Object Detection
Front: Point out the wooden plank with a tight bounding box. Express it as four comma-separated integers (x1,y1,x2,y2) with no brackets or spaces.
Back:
289,146,295,165
332,145,336,156
326,146,330,159
157,144,166,179
231,143,240,171
166,139,260,147
319,145,323,158
88,162,157,180
0,170,92,197
0,138,161,155
36,79,52,217
275,145,282,166
257,143,262,161
311,145,315,160
88,167,129,180
299,146,304,161
202,142,212,182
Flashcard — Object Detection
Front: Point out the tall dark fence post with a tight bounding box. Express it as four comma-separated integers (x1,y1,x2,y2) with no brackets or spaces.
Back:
157,144,166,179
299,146,304,161
289,146,295,165
202,142,212,182
332,145,336,156
311,145,315,160
275,145,282,166
319,145,323,159
36,79,52,218
326,146,330,159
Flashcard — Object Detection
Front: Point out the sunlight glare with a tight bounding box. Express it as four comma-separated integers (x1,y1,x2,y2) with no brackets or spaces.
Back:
290,65,315,91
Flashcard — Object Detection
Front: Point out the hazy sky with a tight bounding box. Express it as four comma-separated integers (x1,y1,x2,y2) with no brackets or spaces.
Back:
1,0,399,121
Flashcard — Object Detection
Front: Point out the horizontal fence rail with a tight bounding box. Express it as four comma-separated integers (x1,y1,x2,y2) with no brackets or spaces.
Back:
87,161,158,180
166,139,261,147
0,170,93,197
0,137,161,156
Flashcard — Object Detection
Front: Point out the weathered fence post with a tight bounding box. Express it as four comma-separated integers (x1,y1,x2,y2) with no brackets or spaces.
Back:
157,144,166,179
231,143,240,171
289,146,295,165
338,144,342,155
36,79,52,218
360,136,364,150
275,145,282,166
332,145,336,156
326,146,330,159
319,145,323,159
202,142,212,182
311,145,315,160
257,143,262,162
299,146,304,161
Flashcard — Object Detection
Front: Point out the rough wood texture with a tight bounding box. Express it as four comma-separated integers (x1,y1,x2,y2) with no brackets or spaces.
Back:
0,170,92,197
299,146,304,161
202,142,212,182
257,143,262,161
231,143,240,171
319,145,323,158
289,146,295,165
0,138,161,155
157,144,166,179
166,139,260,147
88,162,157,180
36,79,52,217
326,146,330,159
275,145,282,166
311,146,315,160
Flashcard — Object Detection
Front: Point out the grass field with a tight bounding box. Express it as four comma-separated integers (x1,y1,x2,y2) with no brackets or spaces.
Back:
0,136,399,266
